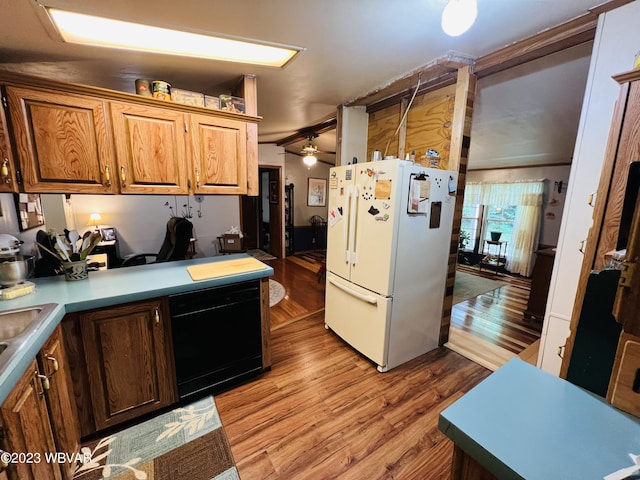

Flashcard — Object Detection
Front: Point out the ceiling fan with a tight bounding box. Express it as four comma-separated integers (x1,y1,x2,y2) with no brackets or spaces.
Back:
301,135,319,167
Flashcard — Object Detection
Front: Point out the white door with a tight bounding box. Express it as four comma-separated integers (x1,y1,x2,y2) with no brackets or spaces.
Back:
326,165,356,280
349,160,402,296
324,272,392,369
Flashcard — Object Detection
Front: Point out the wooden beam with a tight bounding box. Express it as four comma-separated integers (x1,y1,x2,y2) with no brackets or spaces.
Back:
474,14,597,78
274,117,337,147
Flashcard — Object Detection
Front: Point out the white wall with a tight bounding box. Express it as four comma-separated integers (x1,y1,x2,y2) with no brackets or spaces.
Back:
0,193,40,256
284,152,331,226
538,0,640,374
467,164,571,247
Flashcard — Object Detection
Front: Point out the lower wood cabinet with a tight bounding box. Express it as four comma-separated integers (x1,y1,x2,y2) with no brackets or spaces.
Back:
0,360,62,480
76,298,177,434
37,325,81,480
0,324,80,480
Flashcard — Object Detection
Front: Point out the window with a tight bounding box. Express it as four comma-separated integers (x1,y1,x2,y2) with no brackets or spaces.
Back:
461,204,482,250
483,205,516,244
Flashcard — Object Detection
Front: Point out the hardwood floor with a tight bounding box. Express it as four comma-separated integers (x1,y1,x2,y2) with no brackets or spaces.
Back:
216,313,491,480
265,255,325,330
451,265,538,355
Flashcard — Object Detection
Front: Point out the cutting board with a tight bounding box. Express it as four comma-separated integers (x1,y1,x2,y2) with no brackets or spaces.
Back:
187,257,268,281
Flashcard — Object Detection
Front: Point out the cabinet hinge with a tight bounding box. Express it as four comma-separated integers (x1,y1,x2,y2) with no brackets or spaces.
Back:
619,261,636,287
15,169,22,185
184,122,188,133
1,96,7,109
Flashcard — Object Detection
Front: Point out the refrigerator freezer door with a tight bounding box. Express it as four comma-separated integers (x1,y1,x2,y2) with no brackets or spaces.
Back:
349,160,402,296
326,165,356,281
324,272,392,370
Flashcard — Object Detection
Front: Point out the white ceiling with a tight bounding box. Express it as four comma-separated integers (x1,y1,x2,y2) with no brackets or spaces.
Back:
0,0,607,168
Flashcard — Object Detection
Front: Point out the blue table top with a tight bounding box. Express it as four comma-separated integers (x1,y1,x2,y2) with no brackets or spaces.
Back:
439,358,640,480
0,254,273,404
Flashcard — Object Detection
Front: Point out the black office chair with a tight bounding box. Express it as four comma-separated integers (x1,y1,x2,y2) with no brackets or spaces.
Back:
120,217,194,267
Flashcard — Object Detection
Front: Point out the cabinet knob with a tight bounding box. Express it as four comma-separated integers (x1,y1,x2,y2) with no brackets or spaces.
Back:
104,165,112,187
0,450,9,471
154,308,160,325
120,166,126,188
46,354,59,374
35,371,50,396
1,159,11,184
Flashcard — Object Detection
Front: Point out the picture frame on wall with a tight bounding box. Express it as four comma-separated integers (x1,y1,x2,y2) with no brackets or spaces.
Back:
269,180,278,204
307,177,327,207
14,193,45,231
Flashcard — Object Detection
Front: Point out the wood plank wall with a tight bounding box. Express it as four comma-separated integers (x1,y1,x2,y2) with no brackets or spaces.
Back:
442,68,476,345
365,67,475,346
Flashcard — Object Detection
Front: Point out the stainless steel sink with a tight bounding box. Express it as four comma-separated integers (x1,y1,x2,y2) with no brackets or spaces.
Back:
0,303,57,353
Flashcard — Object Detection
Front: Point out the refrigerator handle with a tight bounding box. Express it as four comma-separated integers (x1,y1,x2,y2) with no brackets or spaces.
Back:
349,185,359,265
328,278,378,305
344,185,352,262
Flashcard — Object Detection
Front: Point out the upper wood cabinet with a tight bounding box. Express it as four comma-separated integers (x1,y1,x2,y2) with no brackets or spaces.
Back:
0,101,18,193
0,72,260,195
110,101,189,194
190,113,247,194
4,86,116,194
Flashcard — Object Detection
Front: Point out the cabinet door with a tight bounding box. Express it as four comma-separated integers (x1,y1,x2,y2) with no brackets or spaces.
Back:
0,98,18,192
37,325,80,480
110,101,189,194
79,298,177,432
5,86,116,193
0,360,62,480
190,113,247,194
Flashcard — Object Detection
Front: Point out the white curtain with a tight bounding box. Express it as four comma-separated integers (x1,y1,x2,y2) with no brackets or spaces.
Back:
463,180,544,276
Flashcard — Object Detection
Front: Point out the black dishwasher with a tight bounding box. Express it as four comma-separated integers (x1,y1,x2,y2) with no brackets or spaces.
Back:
169,280,263,400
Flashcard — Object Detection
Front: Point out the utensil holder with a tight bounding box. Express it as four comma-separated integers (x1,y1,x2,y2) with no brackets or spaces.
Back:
62,260,88,281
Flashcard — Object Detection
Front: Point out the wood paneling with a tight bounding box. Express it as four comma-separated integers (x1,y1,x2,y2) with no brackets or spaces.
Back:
366,103,400,159
405,86,455,168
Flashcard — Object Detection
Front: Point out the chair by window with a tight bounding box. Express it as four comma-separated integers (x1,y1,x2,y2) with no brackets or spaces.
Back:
120,217,194,267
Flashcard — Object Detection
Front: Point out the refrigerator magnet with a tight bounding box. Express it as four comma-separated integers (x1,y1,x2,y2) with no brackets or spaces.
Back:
375,179,392,199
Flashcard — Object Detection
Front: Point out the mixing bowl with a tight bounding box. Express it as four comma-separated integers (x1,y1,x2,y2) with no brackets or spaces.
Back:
0,255,35,287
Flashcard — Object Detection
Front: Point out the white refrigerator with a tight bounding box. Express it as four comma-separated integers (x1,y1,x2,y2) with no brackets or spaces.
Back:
324,158,457,372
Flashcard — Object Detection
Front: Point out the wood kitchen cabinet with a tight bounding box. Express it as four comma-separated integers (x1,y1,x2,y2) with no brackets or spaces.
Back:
0,71,260,195
0,101,18,192
37,325,80,480
561,69,640,417
110,101,190,194
0,360,62,480
190,113,247,194
3,86,116,194
78,298,177,433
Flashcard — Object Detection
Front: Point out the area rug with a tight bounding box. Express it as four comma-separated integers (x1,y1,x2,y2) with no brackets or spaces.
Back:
73,395,238,480
247,249,276,261
453,271,505,304
269,279,285,307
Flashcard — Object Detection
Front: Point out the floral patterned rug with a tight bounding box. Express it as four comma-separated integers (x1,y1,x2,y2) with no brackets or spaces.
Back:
73,396,238,480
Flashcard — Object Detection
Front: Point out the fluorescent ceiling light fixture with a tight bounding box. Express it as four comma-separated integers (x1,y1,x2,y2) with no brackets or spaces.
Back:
46,8,301,67
441,0,477,37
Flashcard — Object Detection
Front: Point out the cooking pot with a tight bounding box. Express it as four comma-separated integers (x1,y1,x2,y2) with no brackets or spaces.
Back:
0,255,35,287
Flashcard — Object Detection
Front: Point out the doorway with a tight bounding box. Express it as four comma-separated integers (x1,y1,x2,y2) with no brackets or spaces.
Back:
241,166,283,258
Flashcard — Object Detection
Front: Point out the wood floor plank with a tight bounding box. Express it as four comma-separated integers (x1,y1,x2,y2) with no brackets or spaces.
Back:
215,313,491,480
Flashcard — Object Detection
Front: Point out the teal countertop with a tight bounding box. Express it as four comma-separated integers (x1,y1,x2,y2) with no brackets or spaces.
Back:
0,254,273,405
439,358,640,479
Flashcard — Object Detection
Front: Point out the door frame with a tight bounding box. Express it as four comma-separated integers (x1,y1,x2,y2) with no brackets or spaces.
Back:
240,165,284,258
